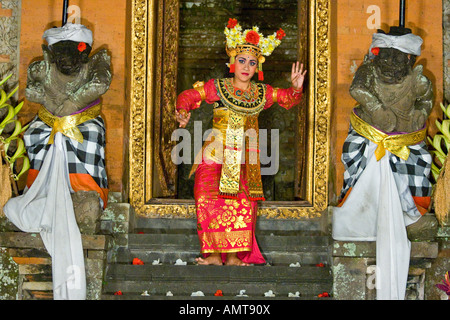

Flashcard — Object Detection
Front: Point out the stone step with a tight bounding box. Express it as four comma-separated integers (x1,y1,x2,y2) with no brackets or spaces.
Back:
0,232,111,251
102,264,332,299
128,233,329,250
105,264,331,283
103,212,332,300
121,232,330,265
107,191,123,203
101,294,327,300
117,248,329,266
133,217,326,234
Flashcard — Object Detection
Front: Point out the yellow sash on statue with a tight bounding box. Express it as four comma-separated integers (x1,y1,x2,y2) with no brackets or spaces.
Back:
350,109,426,161
38,102,101,145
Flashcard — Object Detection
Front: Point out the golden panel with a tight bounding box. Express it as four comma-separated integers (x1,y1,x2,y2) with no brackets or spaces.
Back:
127,0,331,219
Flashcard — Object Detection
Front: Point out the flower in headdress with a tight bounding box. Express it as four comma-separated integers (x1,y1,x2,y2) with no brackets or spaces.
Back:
224,19,283,57
371,47,380,56
436,271,450,296
78,42,87,52
276,28,286,40
227,18,238,29
245,30,260,45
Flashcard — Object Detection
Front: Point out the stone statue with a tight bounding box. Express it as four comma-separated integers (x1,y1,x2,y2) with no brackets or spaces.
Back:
24,23,111,209
332,27,437,300
26,33,111,117
349,27,438,241
350,28,433,133
4,23,111,299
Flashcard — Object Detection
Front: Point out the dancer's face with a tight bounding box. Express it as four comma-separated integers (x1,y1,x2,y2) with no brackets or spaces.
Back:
234,54,257,84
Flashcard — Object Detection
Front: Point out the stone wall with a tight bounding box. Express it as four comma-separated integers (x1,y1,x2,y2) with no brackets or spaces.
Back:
0,0,21,90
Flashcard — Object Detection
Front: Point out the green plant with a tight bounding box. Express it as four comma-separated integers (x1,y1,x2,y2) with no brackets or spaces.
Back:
0,74,30,196
427,103,450,182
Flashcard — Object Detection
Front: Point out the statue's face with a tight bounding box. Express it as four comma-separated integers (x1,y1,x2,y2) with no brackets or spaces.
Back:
48,40,91,75
373,48,413,84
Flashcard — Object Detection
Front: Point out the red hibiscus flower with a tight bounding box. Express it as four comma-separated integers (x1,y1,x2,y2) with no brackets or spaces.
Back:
245,30,260,45
132,258,144,265
276,28,286,40
371,47,380,56
318,292,330,298
227,18,238,29
78,42,87,52
114,290,123,295
214,290,223,296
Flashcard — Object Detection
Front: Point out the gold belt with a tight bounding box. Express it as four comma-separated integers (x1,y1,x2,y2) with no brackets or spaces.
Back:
38,103,101,144
350,110,426,161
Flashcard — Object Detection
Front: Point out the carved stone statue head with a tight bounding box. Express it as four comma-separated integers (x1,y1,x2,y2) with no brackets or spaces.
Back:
44,40,92,76
370,27,418,85
349,27,433,133
373,47,416,84
25,23,111,117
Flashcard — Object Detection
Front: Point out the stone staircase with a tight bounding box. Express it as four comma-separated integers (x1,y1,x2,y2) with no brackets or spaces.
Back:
0,191,333,300
3,191,447,300
101,214,333,300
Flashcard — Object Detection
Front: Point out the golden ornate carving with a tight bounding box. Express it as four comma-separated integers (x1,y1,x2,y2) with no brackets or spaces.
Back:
152,0,179,198
128,0,331,219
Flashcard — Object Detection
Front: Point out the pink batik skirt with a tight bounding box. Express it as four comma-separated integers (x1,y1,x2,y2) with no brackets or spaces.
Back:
193,160,265,264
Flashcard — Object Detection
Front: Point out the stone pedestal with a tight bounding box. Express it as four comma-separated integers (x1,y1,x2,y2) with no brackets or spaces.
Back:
332,240,440,300
0,192,130,300
424,223,450,300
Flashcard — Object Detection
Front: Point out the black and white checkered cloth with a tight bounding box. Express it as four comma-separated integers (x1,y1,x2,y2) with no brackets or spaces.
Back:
24,115,108,190
340,125,432,200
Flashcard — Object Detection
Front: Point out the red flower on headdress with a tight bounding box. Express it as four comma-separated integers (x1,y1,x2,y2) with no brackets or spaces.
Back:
276,28,286,40
245,30,260,45
78,42,87,52
371,47,380,56
227,18,238,29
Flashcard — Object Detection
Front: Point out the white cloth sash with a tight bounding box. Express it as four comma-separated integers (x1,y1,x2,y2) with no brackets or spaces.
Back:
4,132,86,300
332,141,421,300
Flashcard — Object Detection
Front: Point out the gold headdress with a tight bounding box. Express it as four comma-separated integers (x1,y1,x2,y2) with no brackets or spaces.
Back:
224,18,286,81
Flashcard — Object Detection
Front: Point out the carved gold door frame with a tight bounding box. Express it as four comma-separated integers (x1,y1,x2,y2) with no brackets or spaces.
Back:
126,0,331,219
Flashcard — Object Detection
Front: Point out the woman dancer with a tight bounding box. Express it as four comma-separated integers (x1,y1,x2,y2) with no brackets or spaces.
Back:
175,19,306,266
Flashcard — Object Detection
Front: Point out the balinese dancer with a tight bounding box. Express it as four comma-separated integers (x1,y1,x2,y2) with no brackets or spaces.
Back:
175,18,306,266
332,26,433,299
5,23,111,299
